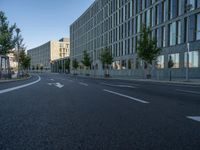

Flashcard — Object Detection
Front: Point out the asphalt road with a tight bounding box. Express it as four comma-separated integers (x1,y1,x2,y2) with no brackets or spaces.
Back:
0,73,200,150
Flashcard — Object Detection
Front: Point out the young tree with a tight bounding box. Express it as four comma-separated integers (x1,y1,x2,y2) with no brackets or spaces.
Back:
32,65,35,71
81,50,91,75
58,64,62,72
40,65,44,72
100,47,113,77
65,58,70,73
19,50,31,76
0,11,16,55
72,59,79,75
36,65,39,72
168,56,174,81
137,25,161,79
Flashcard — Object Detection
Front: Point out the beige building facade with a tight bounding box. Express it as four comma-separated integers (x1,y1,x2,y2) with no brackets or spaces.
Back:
28,38,70,70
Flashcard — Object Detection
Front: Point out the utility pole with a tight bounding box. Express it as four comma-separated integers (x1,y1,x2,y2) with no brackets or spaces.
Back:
186,4,192,81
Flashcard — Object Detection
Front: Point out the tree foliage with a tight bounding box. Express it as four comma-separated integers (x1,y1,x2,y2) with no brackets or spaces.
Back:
0,11,17,55
72,59,79,69
137,25,161,65
168,56,174,68
19,50,31,70
100,47,113,67
82,50,91,68
65,58,70,72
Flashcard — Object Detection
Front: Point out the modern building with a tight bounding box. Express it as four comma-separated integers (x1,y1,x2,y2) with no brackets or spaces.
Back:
28,38,70,70
70,0,200,79
51,57,70,73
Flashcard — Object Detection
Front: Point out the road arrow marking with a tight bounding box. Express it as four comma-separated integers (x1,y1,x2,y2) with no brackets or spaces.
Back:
103,89,149,104
187,116,200,122
55,82,64,88
47,82,64,88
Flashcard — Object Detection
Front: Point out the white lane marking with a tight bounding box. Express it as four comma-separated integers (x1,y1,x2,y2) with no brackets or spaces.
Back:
50,79,54,81
66,79,74,82
79,82,88,87
55,82,64,88
0,75,41,94
176,89,200,95
187,116,200,122
103,89,149,104
101,82,137,88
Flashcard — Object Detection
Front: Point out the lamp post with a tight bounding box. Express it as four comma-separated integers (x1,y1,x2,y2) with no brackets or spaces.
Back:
16,28,20,78
186,4,192,81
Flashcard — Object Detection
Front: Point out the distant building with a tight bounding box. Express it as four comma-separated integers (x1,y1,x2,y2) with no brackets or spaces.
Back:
70,0,200,79
27,38,70,70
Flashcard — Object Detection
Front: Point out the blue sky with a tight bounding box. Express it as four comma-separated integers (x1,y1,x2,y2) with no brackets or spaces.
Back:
0,0,94,49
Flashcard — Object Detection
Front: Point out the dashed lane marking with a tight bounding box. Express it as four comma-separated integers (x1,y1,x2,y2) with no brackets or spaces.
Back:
79,82,88,87
187,116,200,122
103,89,149,104
176,89,200,95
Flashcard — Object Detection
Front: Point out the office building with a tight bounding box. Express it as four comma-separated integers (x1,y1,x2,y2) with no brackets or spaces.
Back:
28,38,70,70
70,0,200,79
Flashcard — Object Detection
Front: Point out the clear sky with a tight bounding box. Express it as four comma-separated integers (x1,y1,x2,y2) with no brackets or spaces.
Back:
0,0,94,50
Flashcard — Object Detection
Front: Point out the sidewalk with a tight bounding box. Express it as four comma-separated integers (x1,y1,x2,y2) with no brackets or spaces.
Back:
70,74,200,86
0,75,31,83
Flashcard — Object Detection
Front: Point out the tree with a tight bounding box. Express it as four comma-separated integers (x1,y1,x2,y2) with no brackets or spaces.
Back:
32,65,35,70
36,65,39,71
137,25,161,79
64,58,70,73
100,47,113,77
72,59,79,75
40,65,44,72
58,64,62,72
82,50,91,71
0,11,17,55
18,50,31,76
168,56,174,81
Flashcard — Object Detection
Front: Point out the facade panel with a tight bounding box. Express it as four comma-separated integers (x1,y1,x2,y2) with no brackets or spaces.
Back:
70,0,200,79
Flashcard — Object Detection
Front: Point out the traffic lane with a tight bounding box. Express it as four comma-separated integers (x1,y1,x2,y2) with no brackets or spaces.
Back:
38,74,200,150
71,75,200,91
74,76,200,104
0,73,199,149
57,77,200,150
0,75,38,90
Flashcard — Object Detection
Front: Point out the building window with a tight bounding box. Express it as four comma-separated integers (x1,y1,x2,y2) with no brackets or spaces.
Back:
169,0,178,19
196,13,200,40
189,15,196,42
184,51,199,68
188,0,196,10
162,26,166,47
177,20,182,44
157,55,164,69
169,22,177,46
168,53,180,68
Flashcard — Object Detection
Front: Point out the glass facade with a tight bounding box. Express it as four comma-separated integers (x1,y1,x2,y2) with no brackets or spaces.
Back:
168,53,180,68
197,13,200,40
169,22,177,46
157,55,164,69
184,51,199,68
70,0,200,77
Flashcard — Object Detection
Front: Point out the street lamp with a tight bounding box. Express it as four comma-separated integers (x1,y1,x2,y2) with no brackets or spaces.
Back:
186,4,192,81
16,28,20,78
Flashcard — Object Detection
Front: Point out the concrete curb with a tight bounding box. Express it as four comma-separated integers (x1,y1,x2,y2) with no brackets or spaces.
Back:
0,75,32,83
